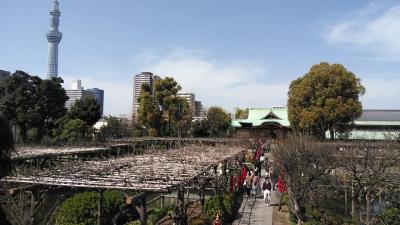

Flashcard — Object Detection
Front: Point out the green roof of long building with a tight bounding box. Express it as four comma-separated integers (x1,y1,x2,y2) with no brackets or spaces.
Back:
232,108,400,128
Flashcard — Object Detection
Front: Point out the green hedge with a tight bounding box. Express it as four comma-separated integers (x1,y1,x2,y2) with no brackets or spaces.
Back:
204,193,235,223
379,207,400,225
55,190,128,225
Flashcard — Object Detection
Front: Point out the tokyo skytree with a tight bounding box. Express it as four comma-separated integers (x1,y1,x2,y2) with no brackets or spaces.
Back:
46,0,62,78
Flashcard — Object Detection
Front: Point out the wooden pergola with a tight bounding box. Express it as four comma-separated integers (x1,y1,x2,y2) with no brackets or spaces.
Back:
11,137,242,161
3,145,246,225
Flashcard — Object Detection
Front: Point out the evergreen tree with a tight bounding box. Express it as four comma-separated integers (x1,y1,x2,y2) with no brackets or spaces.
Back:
69,96,101,126
288,62,365,139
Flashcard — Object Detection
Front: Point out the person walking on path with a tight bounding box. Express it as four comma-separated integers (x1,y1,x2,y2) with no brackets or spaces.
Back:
253,171,261,198
244,172,253,197
262,179,272,206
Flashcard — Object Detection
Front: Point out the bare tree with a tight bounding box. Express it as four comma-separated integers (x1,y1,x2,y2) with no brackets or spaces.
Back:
272,134,336,224
336,141,400,224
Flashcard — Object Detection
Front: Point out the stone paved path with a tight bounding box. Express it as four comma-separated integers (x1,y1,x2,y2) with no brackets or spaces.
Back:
232,167,282,225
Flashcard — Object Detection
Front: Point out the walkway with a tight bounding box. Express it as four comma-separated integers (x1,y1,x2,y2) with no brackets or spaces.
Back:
232,167,282,225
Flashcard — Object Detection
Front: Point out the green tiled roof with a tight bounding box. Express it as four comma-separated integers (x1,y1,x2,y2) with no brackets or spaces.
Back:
232,107,290,128
232,107,400,128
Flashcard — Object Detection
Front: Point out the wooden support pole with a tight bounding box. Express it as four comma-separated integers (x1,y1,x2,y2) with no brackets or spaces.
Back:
139,192,147,225
344,187,348,216
30,187,39,225
98,190,104,225
199,185,205,212
128,192,147,224
351,181,356,221
176,188,187,225
161,194,165,209
222,160,227,177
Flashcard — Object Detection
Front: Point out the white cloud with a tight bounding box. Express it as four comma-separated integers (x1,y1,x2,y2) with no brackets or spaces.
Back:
324,2,400,59
140,49,289,112
60,49,400,117
61,49,289,116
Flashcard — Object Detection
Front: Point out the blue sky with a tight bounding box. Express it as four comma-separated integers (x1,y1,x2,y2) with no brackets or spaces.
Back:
1,0,400,116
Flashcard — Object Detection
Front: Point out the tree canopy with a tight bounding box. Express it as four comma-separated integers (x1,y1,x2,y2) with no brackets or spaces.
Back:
0,71,68,142
138,83,162,135
206,106,231,137
235,108,249,119
287,62,365,139
154,77,183,135
138,77,192,136
69,96,101,126
101,116,129,139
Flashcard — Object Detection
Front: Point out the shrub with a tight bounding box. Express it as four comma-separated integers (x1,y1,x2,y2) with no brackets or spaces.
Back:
146,204,175,224
379,207,400,225
148,128,158,137
204,194,235,223
55,190,127,225
55,192,98,225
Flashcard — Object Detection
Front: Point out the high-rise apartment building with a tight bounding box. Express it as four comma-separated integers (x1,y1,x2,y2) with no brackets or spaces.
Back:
177,93,196,116
71,79,82,90
195,101,205,117
87,88,104,115
132,72,154,119
65,89,95,110
46,0,62,78
0,70,10,81
65,79,100,111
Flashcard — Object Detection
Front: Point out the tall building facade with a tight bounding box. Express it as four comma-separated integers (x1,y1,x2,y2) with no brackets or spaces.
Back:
87,88,104,115
132,72,154,119
46,0,62,78
65,89,94,110
65,79,99,111
177,93,196,116
195,101,205,117
0,70,10,81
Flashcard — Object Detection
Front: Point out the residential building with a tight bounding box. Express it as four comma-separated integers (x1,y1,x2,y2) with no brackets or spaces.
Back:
0,70,10,80
195,101,205,117
153,75,161,91
177,93,196,116
86,88,104,115
71,79,82,90
65,79,95,110
132,72,154,119
232,107,400,140
65,89,95,110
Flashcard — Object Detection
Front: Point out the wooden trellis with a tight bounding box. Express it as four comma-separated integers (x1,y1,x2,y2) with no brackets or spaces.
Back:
4,146,245,193
11,138,244,161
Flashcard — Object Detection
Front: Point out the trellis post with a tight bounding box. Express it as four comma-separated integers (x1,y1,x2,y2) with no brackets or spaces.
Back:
161,194,165,208
222,160,227,176
176,188,187,225
139,192,147,225
199,184,205,211
30,186,39,225
97,189,104,225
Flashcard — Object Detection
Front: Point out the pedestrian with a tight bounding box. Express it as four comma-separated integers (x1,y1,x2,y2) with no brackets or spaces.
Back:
262,179,272,206
213,211,221,225
269,166,277,190
244,172,253,197
253,172,261,198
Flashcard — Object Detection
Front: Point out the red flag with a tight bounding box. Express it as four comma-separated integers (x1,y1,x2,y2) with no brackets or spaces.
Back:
277,174,287,193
